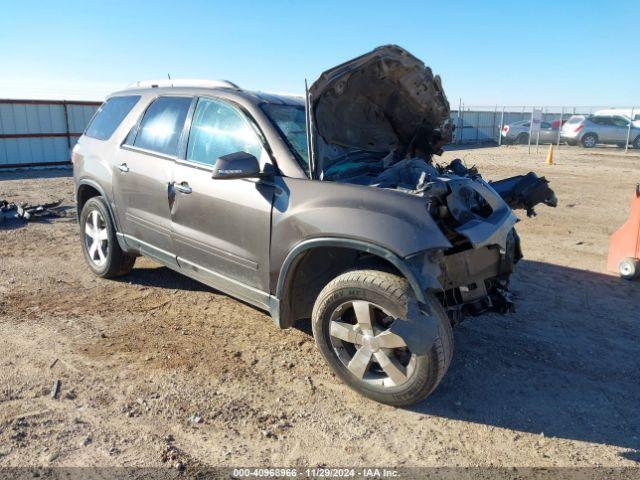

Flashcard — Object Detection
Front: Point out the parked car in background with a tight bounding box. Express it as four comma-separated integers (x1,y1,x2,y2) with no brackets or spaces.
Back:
501,120,559,144
594,109,640,122
560,114,640,148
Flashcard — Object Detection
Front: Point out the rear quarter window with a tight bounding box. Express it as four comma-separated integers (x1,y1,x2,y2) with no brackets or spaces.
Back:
566,116,584,124
85,96,141,141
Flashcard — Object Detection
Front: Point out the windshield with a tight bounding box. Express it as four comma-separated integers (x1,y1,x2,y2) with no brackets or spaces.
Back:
261,104,309,173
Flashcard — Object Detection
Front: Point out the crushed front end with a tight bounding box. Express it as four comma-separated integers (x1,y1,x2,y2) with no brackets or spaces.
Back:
412,159,556,322
401,158,529,323
308,44,557,322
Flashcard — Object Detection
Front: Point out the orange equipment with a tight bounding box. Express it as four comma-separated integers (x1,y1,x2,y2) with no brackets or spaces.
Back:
607,184,640,280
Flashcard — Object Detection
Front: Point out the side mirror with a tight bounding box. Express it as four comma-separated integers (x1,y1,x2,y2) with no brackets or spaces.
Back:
211,151,262,180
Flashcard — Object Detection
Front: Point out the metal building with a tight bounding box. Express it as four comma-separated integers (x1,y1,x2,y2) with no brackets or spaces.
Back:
0,99,100,168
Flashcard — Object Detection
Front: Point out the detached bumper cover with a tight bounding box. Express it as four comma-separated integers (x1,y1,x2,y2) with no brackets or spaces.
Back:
490,172,557,218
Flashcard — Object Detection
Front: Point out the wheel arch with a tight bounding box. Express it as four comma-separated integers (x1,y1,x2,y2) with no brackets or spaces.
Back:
274,237,429,329
76,179,128,252
76,179,116,225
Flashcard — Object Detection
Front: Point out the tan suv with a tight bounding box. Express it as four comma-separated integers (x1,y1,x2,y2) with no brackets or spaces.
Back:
73,45,555,406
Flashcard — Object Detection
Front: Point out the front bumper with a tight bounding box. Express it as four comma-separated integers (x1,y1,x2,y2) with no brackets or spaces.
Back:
437,230,521,321
560,133,580,143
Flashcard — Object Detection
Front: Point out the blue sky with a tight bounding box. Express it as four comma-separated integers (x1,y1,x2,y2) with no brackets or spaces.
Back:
1,0,637,106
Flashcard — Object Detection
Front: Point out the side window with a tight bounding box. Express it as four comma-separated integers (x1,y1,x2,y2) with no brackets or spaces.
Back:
593,116,613,126
186,98,262,166
540,121,551,129
612,116,629,127
133,97,192,156
85,96,140,140
123,125,137,146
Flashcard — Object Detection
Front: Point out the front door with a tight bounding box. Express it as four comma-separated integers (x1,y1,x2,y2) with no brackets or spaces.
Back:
170,97,274,299
112,95,193,264
539,122,557,143
610,116,631,143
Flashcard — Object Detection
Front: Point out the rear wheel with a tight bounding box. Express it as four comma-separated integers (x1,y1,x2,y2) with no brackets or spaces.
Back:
581,133,597,148
312,269,453,406
517,133,529,145
80,197,135,278
633,136,640,149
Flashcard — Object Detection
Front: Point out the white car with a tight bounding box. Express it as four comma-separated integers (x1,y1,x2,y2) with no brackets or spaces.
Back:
594,109,640,122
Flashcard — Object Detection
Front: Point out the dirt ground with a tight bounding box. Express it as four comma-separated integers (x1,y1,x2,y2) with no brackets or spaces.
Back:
1,145,639,470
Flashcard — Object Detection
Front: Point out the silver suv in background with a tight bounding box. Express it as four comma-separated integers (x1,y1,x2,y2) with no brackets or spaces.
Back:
560,114,640,148
501,120,559,144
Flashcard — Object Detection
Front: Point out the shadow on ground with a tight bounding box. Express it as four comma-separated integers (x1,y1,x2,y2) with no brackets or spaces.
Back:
0,166,72,181
119,257,640,456
115,266,211,292
117,265,271,314
413,259,640,458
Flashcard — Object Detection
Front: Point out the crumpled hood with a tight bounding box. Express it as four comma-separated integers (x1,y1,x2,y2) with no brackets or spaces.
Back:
308,45,452,179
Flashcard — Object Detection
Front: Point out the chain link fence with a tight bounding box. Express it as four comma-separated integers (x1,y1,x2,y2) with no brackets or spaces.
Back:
451,104,638,153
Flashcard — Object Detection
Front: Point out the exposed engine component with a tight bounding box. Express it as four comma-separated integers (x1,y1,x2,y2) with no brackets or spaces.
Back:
308,44,558,323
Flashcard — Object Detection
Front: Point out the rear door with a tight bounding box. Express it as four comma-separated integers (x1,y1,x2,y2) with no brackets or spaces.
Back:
112,96,193,264
170,96,274,296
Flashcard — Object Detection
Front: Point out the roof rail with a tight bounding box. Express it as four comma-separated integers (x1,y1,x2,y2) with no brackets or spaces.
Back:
128,79,240,89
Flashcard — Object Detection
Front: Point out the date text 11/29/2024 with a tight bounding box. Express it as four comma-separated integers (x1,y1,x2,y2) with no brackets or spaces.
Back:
232,468,399,478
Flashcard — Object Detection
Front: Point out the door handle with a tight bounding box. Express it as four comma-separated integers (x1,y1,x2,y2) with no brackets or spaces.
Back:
118,163,129,173
174,182,192,194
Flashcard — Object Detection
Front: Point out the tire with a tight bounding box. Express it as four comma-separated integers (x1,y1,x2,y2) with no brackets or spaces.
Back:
517,133,529,145
80,196,135,278
581,133,597,148
633,137,640,150
311,269,453,406
619,258,639,280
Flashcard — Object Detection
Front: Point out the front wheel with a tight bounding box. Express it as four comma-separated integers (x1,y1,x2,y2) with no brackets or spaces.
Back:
633,137,640,149
80,196,136,278
312,269,453,406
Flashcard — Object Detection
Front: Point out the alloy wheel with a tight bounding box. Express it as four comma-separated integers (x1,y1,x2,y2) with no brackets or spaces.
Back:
84,210,109,267
328,300,416,388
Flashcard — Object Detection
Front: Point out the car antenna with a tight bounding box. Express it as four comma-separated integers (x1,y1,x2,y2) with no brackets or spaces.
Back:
304,79,315,179
167,73,173,87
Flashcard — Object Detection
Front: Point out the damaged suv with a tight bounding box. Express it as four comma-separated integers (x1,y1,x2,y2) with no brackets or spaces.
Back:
74,46,556,406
